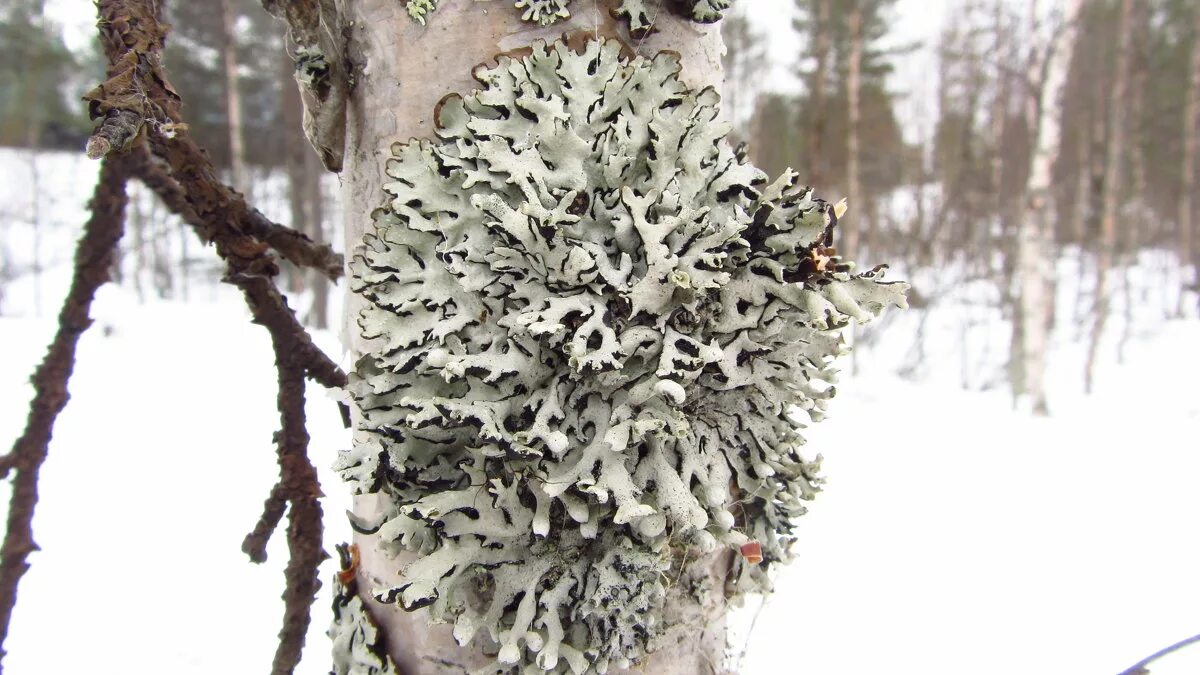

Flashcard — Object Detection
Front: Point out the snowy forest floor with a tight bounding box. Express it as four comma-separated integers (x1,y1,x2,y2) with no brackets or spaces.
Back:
2,150,1199,673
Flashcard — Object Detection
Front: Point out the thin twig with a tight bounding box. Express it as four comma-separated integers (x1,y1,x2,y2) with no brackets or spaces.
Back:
242,483,288,564
1117,632,1200,675
0,155,131,666
127,150,346,390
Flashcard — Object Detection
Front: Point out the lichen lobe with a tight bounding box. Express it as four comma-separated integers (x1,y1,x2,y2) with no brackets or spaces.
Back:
404,0,733,30
344,37,906,674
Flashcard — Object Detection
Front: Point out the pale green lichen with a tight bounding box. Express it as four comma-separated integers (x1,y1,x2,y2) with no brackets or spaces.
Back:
405,0,439,25
615,0,731,36
294,45,329,89
330,546,400,675
515,0,571,25
403,0,732,29
689,0,732,23
342,37,906,674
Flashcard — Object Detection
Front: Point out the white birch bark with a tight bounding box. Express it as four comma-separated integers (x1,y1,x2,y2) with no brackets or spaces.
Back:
1014,0,1082,415
335,2,727,672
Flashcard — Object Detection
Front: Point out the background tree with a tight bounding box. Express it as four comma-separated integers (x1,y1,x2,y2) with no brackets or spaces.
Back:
0,2,92,149
788,0,909,261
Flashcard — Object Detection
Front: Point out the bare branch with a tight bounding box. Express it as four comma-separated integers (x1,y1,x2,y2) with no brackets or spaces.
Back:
266,341,326,675
74,5,348,674
0,155,131,664
1118,632,1200,675
242,483,288,564
87,0,344,279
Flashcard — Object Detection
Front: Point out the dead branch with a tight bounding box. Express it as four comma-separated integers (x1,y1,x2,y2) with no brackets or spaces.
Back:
263,328,325,675
129,148,346,389
52,3,351,673
0,154,132,664
1117,632,1200,675
87,0,343,280
243,483,288,564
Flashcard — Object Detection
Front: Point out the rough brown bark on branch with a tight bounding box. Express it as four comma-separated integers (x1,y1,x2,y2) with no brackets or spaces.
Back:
134,146,340,674
128,147,346,389
261,336,325,675
76,4,347,673
126,121,343,675
243,483,288,564
87,0,344,280
0,154,132,667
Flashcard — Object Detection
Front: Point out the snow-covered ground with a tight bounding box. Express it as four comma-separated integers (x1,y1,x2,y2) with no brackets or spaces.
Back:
3,149,1199,674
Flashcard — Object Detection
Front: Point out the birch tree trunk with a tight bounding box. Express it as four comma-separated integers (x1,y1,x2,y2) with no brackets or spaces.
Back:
1085,0,1134,394
844,0,863,260
219,0,249,193
335,2,727,672
1179,4,1200,313
1013,0,1082,415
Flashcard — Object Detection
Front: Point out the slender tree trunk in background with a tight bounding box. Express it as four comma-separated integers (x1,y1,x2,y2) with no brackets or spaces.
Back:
1014,0,1082,415
809,0,831,187
130,184,146,302
280,38,331,327
219,0,248,194
1085,0,1134,395
989,0,1011,257
1179,4,1200,312
304,147,328,330
335,2,726,672
1070,111,1091,247
845,0,863,260
179,217,189,301
281,47,308,295
1126,1,1147,258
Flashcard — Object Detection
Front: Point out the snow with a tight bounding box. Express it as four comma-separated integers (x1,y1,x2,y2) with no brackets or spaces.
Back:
3,150,1200,674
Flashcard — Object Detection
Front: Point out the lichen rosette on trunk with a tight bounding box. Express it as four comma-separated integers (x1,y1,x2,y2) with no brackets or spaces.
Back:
339,37,906,674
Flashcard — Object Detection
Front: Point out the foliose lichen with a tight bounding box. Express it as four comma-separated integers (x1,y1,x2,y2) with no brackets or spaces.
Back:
405,0,439,25
614,0,732,36
402,0,733,29
341,37,906,674
330,545,400,675
515,0,572,26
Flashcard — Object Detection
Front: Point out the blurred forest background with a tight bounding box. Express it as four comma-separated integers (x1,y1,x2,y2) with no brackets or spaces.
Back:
2,1,1200,672
2,0,1199,414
